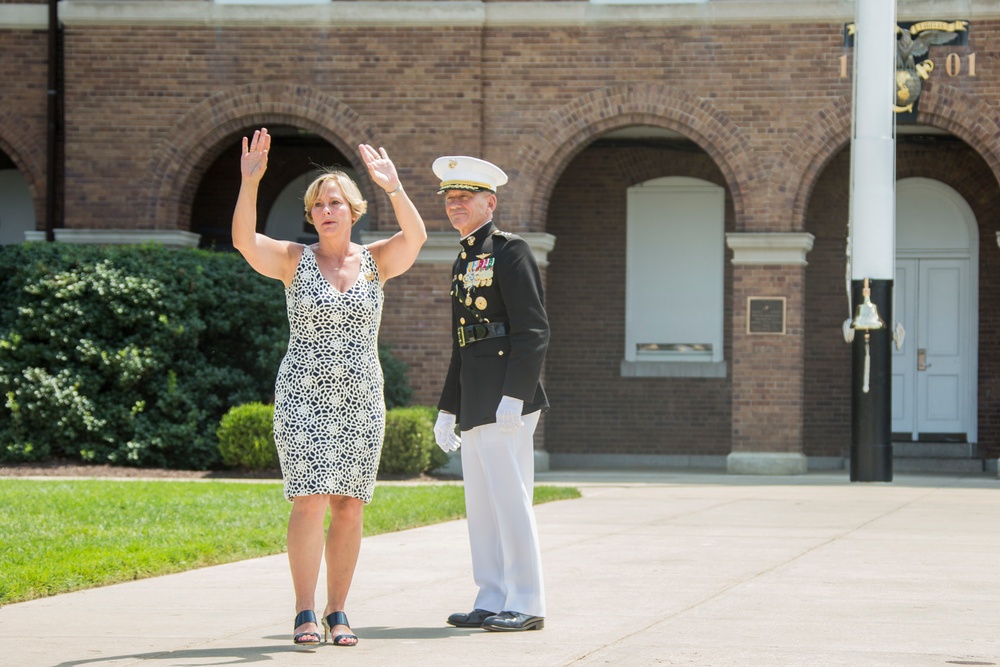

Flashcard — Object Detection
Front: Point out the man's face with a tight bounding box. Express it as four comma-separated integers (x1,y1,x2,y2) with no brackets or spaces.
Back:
444,189,496,236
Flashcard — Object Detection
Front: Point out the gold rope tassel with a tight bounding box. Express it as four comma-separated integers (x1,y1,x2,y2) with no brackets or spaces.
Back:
863,333,872,393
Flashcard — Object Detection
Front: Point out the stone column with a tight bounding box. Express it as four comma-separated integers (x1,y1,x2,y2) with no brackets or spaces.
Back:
725,233,814,475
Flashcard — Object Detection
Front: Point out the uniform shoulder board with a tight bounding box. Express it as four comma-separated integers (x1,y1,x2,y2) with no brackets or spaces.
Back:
492,229,514,238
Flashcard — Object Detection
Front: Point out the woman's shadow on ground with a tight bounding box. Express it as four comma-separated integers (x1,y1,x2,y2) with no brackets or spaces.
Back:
54,626,476,666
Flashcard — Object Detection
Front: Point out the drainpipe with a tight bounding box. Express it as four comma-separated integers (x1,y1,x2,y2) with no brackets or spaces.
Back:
848,0,896,482
45,0,60,242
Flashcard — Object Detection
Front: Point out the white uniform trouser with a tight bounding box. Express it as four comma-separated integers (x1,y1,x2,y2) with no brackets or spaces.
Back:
460,411,545,618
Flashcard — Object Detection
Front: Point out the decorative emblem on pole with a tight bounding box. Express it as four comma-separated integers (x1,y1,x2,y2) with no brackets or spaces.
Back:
893,24,963,113
843,20,970,123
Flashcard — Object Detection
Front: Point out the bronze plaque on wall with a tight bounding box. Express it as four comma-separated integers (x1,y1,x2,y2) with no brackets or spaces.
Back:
747,297,786,335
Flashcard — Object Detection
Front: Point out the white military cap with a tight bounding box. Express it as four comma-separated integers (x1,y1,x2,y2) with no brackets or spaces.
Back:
433,155,508,194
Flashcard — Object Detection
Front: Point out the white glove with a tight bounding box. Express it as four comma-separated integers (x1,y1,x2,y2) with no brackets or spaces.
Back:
495,396,524,433
434,412,461,452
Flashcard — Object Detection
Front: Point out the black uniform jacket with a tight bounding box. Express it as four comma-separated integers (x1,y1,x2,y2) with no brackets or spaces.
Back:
437,221,550,432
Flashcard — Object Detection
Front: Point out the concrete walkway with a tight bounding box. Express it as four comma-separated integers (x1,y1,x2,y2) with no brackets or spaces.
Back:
1,470,998,666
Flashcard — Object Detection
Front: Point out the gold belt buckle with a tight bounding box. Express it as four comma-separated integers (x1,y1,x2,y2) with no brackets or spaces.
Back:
457,326,467,347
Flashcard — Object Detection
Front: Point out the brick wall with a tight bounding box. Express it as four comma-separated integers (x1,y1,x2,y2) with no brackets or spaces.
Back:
191,135,346,246
543,144,733,456
5,9,1000,460
731,263,806,455
802,148,852,458
59,25,483,233
0,27,49,224
481,22,852,231
380,262,454,407
803,140,1000,460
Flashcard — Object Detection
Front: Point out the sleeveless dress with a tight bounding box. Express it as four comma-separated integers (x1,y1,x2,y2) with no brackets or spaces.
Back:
273,245,385,503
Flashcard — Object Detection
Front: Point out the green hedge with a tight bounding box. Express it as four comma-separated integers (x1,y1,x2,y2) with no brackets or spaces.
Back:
378,405,448,476
408,405,451,473
380,344,412,410
0,242,412,470
217,402,279,470
378,406,434,476
214,403,443,477
377,406,452,477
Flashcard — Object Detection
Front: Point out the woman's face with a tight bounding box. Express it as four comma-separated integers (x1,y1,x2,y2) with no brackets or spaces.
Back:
310,180,355,234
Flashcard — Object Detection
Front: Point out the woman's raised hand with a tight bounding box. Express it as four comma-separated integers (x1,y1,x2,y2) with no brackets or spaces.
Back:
241,128,271,182
360,143,400,194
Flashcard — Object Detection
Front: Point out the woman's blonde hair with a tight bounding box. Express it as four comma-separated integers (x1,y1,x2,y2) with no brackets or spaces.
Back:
303,170,368,226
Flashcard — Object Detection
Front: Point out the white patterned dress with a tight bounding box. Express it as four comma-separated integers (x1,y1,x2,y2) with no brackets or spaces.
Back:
273,245,385,503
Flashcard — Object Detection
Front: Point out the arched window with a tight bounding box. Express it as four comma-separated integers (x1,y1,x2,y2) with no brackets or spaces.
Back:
265,168,369,245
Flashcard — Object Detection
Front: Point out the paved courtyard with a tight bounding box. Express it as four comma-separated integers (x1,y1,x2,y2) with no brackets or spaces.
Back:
1,470,997,666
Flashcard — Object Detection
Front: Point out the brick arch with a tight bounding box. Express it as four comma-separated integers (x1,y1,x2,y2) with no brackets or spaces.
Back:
609,146,727,188
146,83,378,230
914,82,1000,187
774,95,853,232
510,83,764,230
0,111,46,227
779,85,1000,233
897,143,997,210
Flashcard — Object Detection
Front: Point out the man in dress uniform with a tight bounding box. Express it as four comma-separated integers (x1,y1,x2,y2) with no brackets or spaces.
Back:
432,156,550,632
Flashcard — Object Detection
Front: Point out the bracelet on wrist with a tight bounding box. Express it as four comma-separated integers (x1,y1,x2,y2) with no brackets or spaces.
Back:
387,184,403,197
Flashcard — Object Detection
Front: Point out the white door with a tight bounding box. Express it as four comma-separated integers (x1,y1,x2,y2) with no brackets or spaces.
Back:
891,259,917,435
891,258,969,439
892,177,978,442
0,169,37,245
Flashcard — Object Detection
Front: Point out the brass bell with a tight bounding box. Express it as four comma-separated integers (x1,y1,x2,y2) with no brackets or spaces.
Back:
851,278,885,331
851,278,884,394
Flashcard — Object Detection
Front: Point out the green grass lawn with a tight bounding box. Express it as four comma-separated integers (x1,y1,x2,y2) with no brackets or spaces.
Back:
0,479,580,606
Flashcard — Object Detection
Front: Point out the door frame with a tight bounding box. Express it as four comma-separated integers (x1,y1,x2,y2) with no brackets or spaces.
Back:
894,177,979,443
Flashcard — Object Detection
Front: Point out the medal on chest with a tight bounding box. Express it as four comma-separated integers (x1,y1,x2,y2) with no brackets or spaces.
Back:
462,255,494,291
454,254,493,312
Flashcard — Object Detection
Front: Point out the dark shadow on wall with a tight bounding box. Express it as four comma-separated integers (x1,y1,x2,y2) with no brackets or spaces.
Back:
190,125,345,251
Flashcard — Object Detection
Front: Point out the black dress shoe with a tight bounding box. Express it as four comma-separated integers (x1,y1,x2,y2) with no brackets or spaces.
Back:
446,609,496,628
481,611,545,632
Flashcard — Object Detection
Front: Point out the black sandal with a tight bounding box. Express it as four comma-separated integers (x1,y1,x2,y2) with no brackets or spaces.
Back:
322,611,359,647
293,610,321,646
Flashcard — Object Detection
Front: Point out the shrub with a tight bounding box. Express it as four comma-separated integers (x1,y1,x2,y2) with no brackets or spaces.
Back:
379,344,412,409
0,243,286,469
379,406,434,477
0,242,416,470
217,403,279,470
409,405,452,473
